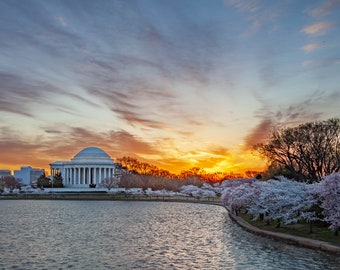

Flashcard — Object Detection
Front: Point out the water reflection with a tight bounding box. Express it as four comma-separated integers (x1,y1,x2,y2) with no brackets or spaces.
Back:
0,200,338,269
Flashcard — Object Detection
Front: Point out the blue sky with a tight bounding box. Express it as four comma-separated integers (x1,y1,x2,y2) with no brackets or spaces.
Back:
1,0,339,174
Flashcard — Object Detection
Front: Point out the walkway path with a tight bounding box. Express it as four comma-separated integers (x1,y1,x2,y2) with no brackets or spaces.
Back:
228,212,340,254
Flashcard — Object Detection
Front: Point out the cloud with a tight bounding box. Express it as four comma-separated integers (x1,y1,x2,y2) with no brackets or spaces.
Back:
301,21,331,36
0,72,101,119
302,42,323,53
55,15,67,27
302,58,340,67
0,125,162,171
0,127,52,168
108,130,162,155
307,0,340,17
225,0,283,35
244,90,337,149
0,72,54,117
244,118,274,149
87,82,174,129
46,127,161,158
226,0,261,13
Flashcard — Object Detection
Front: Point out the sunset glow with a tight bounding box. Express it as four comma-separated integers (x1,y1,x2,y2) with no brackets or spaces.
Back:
1,0,339,176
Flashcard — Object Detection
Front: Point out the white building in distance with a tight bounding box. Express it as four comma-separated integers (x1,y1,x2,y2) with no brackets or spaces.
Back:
50,147,122,188
0,170,11,178
14,166,45,186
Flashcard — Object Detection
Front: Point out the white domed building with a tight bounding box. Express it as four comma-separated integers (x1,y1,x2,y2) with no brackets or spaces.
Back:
50,147,121,187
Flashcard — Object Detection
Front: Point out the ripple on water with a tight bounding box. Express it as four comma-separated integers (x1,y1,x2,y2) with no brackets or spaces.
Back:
0,200,339,270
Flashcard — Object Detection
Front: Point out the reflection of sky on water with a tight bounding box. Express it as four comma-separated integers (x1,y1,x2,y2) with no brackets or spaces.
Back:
0,200,339,269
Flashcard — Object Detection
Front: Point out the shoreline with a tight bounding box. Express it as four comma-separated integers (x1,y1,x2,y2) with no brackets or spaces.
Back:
1,193,339,254
228,212,340,254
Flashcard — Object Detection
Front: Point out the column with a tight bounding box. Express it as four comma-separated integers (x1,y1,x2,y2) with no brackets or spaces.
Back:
93,168,97,184
99,168,102,184
76,167,79,185
67,168,70,186
77,167,80,185
64,168,67,186
74,167,77,185
83,167,86,185
74,167,76,185
70,168,73,185
81,167,85,185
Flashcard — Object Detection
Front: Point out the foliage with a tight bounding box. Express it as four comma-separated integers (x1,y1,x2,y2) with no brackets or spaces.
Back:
255,118,340,183
221,178,257,215
37,172,63,188
117,157,177,178
119,171,203,191
180,184,216,198
100,176,120,191
221,174,340,233
37,173,51,188
247,178,316,226
311,173,340,232
0,176,22,191
52,172,64,187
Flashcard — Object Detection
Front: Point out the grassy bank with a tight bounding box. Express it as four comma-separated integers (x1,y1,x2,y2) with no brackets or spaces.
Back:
239,213,340,246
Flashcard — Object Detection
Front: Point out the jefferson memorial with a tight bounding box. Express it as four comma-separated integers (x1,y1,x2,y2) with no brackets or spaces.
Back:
50,147,122,187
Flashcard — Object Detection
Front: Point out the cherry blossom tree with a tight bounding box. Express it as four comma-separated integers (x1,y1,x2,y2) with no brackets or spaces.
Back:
221,181,258,215
222,177,318,229
100,176,120,191
247,178,317,227
180,185,200,196
312,173,340,233
180,185,216,199
0,176,22,191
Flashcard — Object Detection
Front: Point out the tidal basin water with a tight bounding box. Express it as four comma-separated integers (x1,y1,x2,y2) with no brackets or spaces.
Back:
0,200,339,270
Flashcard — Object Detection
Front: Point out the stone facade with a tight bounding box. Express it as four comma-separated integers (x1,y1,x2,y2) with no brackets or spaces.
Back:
50,147,121,187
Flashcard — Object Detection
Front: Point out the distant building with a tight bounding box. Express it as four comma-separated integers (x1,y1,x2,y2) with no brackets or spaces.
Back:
50,147,122,187
14,166,44,186
0,170,11,178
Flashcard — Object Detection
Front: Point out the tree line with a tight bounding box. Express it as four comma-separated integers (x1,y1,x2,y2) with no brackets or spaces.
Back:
117,157,256,183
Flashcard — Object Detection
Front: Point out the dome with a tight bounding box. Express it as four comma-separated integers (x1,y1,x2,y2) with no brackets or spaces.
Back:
74,147,110,159
70,147,114,165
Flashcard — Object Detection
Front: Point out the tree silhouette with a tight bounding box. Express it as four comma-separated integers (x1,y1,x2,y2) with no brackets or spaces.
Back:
255,118,340,182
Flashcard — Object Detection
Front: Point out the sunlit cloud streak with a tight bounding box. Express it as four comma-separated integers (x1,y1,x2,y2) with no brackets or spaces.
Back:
302,42,324,53
301,21,331,36
306,0,340,17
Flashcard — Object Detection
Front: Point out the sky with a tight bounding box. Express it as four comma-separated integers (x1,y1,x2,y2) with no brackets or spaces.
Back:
1,0,339,175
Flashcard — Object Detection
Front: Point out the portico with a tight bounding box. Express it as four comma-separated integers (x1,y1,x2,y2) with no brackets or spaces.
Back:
50,147,121,187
